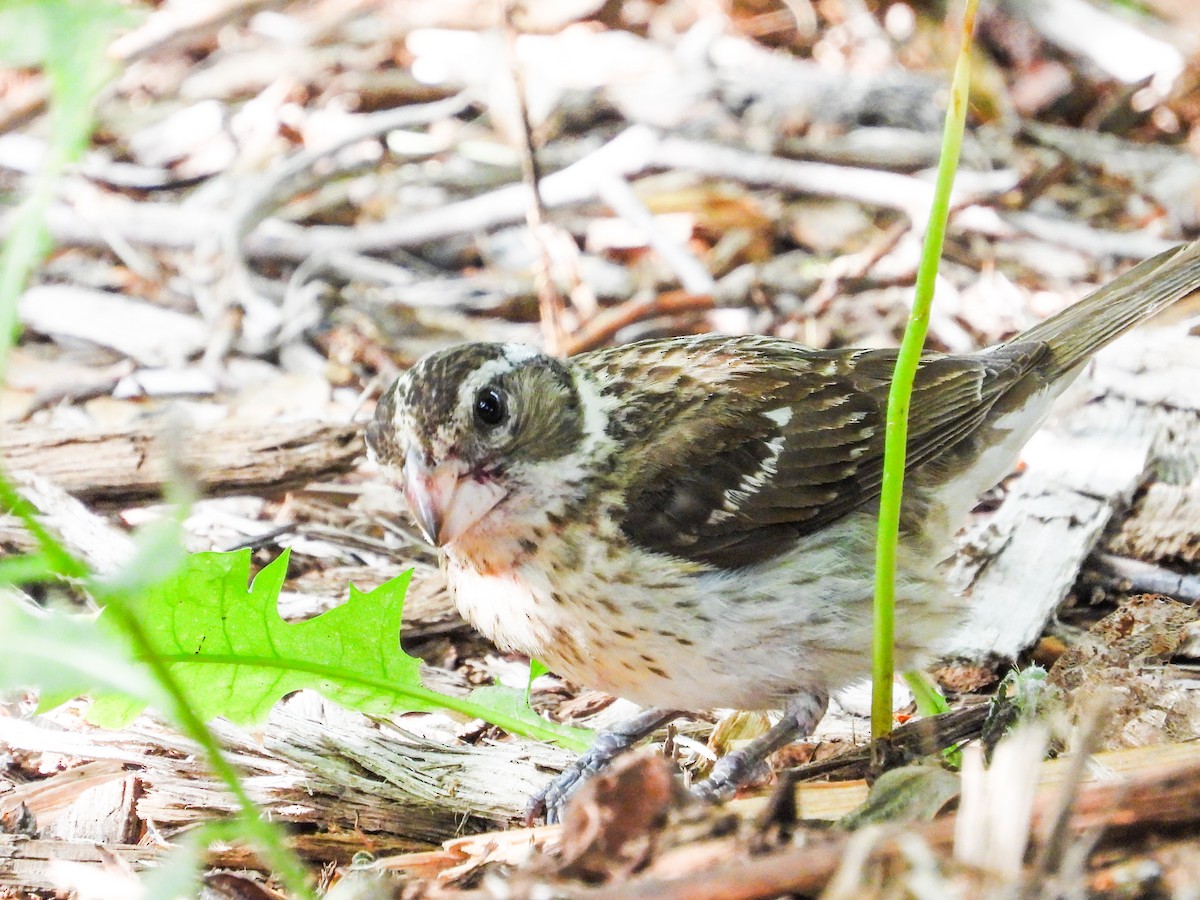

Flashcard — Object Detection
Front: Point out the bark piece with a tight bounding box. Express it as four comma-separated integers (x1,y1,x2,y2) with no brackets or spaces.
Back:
1110,482,1200,565
948,425,1153,661
0,471,135,572
0,836,159,892
0,695,574,851
44,776,142,845
0,419,364,502
19,285,208,367
946,329,1200,663
556,753,678,883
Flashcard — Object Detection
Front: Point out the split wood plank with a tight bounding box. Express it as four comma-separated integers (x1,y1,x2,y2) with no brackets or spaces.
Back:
946,424,1153,660
0,694,574,849
945,328,1200,662
0,419,364,502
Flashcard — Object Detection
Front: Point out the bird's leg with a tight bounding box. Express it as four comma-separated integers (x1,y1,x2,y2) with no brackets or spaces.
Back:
527,707,682,824
692,690,829,804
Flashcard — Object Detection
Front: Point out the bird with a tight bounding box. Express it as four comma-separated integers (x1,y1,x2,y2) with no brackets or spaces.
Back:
365,239,1200,822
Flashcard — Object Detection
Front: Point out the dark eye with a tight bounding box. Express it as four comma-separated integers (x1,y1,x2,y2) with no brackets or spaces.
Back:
474,386,508,428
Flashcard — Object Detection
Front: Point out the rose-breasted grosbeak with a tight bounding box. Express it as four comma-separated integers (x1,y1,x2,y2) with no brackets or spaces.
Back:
366,239,1200,821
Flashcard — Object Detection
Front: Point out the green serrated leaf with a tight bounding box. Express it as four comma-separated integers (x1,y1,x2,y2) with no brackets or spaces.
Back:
85,549,432,727
75,549,592,750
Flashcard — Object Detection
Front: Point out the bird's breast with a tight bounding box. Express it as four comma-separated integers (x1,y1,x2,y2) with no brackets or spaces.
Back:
444,560,561,657
441,536,759,708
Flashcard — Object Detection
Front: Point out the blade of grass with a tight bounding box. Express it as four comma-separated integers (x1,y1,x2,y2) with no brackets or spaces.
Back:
0,4,315,890
91,582,316,897
0,476,90,581
872,0,979,740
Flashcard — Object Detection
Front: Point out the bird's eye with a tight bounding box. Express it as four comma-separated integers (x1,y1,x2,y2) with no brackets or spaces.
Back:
474,386,508,428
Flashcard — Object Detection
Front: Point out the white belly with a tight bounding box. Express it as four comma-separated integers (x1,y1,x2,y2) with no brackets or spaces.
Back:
442,511,963,712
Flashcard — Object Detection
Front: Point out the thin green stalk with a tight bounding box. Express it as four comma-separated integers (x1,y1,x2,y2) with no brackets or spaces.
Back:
872,0,979,739
0,4,314,892
94,594,316,898
0,471,89,580
0,190,52,377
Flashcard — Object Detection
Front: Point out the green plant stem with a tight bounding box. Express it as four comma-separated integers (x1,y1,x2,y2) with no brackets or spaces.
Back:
872,0,978,740
0,194,50,377
0,470,89,580
94,594,317,899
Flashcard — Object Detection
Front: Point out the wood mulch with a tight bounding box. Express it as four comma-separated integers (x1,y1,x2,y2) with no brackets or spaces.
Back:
2,0,1200,896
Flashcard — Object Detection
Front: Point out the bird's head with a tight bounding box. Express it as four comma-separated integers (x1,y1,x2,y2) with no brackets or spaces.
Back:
366,343,593,548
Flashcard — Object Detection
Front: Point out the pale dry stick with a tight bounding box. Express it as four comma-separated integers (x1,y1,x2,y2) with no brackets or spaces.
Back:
13,127,1175,277
2,471,135,574
954,728,1047,878
0,0,290,136
109,0,287,64
221,91,472,305
1087,553,1200,603
652,133,944,228
248,126,1015,261
215,92,472,361
1010,0,1183,88
1023,122,1200,230
560,291,717,356
1022,699,1114,898
1002,210,1179,260
593,171,717,296
803,219,910,317
1,201,217,250
501,10,568,354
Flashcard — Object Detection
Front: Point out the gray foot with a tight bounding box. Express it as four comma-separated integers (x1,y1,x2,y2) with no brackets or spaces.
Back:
527,708,680,824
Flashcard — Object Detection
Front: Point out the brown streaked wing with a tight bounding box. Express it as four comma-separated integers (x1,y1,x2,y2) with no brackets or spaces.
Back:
587,336,1046,570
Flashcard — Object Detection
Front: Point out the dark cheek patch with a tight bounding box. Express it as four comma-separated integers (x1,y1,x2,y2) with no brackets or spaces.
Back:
511,375,584,463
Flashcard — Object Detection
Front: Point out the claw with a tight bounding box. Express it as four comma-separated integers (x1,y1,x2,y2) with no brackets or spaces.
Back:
524,708,683,825
690,691,828,804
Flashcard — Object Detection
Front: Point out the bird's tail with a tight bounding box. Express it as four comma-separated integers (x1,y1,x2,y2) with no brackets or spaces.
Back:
1010,238,1200,383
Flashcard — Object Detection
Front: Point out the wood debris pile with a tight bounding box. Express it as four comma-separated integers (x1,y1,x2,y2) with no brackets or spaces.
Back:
2,0,1200,895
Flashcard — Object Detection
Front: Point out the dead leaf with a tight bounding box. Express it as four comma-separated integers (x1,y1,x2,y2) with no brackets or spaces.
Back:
1049,595,1200,750
555,751,678,882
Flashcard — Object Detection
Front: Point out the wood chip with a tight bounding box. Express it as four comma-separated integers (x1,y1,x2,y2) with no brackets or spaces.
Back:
19,286,207,367
1111,482,1200,565
1,419,364,501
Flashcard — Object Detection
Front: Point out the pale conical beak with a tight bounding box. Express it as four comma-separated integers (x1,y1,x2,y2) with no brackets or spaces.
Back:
402,448,506,547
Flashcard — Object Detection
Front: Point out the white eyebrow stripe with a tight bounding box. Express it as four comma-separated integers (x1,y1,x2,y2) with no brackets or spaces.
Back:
503,344,540,365
455,346,539,411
